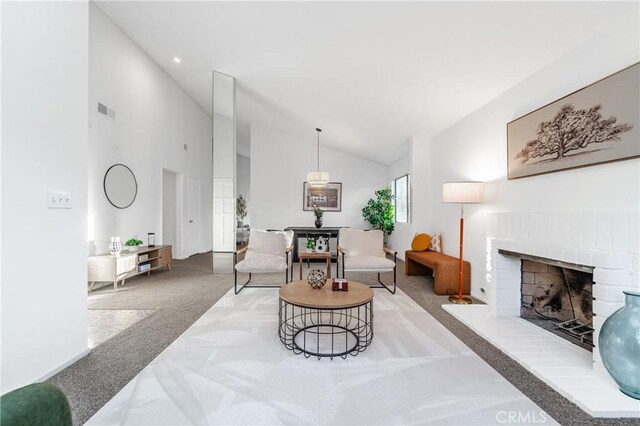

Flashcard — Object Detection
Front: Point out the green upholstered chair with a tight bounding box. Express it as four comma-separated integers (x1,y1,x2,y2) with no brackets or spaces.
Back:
0,383,72,426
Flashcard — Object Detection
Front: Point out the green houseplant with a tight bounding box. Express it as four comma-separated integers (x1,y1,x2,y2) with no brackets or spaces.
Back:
314,207,324,229
124,237,144,251
306,238,315,252
362,188,395,235
236,194,248,226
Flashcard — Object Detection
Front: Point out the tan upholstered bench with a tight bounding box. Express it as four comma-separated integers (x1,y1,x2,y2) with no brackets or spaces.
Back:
404,250,470,295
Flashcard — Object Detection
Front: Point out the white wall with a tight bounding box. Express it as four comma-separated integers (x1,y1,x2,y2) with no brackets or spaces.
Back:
237,154,251,223
88,4,212,259
1,1,89,392
386,147,413,260
251,123,388,231
415,12,640,299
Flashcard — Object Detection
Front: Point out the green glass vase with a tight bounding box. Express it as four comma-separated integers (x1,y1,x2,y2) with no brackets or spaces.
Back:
598,291,640,400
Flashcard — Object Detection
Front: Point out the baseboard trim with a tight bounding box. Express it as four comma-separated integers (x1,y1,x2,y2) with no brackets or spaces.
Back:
37,348,90,383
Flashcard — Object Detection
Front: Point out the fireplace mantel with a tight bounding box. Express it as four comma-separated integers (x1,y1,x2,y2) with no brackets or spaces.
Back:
498,248,594,274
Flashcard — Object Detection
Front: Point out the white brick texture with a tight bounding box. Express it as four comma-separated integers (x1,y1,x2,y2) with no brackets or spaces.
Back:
593,269,632,286
489,210,638,368
593,252,633,270
611,212,629,253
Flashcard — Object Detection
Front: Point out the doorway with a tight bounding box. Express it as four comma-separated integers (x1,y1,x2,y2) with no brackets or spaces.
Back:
186,175,202,257
162,169,179,252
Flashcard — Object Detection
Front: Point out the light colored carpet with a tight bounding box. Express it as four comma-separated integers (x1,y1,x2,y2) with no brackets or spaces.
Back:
88,310,155,349
86,286,556,425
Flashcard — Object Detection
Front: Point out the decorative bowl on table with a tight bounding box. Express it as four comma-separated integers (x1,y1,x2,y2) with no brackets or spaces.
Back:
307,269,327,289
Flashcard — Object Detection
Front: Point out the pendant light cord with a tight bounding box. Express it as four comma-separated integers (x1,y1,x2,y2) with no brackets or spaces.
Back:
316,128,321,172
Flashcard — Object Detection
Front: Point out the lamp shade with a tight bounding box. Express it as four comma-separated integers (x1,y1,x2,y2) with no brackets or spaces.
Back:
442,181,483,204
307,171,330,187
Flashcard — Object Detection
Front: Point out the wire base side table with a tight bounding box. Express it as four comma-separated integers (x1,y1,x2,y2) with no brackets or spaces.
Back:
278,280,374,360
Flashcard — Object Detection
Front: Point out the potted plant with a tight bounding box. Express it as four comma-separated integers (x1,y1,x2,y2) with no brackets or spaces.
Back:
314,207,324,228
236,194,248,227
124,237,144,251
305,238,315,253
362,188,395,235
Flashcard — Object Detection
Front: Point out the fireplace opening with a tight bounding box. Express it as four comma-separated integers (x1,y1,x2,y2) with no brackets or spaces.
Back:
516,255,594,351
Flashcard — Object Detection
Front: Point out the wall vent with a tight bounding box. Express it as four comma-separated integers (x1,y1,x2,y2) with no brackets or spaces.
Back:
97,102,116,120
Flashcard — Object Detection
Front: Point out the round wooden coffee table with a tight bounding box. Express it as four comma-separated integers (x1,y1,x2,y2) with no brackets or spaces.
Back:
278,280,374,359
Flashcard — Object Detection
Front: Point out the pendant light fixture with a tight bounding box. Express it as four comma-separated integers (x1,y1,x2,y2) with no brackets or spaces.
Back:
306,128,330,188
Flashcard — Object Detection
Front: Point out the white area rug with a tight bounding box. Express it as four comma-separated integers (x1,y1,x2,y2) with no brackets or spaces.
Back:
87,287,557,425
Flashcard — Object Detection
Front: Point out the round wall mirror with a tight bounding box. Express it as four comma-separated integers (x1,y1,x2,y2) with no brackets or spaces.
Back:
103,164,137,209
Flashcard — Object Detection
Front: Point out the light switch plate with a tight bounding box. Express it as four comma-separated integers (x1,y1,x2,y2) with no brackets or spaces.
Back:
48,191,72,209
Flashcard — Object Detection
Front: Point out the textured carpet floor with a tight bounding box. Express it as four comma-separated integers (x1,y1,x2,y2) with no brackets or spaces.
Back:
47,254,638,425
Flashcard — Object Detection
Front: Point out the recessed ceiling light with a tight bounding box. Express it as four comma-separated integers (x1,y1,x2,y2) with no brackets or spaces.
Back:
173,57,181,64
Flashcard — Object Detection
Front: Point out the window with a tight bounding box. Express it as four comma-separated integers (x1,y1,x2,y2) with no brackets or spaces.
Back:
390,174,409,223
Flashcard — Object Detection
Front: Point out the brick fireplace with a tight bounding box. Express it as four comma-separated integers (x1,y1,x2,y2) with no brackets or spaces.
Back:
486,211,639,369
442,211,640,416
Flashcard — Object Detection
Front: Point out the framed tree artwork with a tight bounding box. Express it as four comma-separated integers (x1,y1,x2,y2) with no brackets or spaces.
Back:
303,182,342,211
507,63,639,179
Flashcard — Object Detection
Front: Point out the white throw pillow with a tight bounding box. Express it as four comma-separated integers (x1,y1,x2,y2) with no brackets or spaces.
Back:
246,229,287,259
338,228,385,258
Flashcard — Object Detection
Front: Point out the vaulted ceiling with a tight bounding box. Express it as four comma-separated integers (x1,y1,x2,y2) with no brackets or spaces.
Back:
95,1,634,164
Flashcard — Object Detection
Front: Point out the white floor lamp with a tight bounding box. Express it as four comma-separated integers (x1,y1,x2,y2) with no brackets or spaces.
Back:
442,181,484,304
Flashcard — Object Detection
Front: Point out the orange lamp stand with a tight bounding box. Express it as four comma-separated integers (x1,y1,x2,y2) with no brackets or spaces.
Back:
449,204,472,304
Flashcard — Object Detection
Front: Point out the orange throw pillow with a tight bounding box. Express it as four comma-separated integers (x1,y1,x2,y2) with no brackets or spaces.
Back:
411,233,432,252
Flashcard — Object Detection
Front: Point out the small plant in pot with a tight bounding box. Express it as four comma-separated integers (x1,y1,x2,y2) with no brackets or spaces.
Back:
236,194,247,227
305,238,315,253
314,207,324,228
124,237,144,251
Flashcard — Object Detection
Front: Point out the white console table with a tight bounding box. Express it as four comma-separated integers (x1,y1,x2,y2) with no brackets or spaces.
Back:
88,245,172,292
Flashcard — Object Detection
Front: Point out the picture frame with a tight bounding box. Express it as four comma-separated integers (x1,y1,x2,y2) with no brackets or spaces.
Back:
303,182,342,212
507,63,639,180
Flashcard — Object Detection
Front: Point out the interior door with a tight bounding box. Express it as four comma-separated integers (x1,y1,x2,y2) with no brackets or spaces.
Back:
186,176,201,256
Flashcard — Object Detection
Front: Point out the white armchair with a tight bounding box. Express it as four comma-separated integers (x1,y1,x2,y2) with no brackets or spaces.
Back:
234,229,294,294
337,228,397,294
